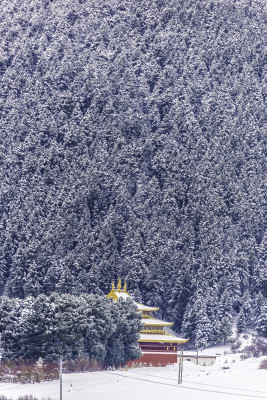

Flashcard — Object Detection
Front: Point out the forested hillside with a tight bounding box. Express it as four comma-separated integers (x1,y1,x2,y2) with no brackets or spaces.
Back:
0,294,142,363
0,0,266,346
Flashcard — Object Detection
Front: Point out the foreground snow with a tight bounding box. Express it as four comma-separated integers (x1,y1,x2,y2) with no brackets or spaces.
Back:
0,350,266,400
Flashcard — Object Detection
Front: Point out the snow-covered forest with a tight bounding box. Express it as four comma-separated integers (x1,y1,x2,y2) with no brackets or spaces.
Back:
0,0,266,347
0,294,142,363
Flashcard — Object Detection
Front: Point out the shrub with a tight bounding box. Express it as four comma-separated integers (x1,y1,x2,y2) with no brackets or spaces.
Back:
255,338,267,356
231,340,242,353
0,357,103,384
64,358,101,372
259,359,267,370
0,360,59,384
0,396,52,400
243,337,267,358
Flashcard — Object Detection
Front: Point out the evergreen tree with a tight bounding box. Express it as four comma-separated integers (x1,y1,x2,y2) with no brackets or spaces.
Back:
0,0,266,344
105,299,142,366
0,293,142,363
195,305,212,349
237,309,246,333
23,261,43,298
256,305,267,338
220,317,232,345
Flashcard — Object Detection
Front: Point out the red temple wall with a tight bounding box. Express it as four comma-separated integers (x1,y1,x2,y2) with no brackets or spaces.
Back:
127,352,178,367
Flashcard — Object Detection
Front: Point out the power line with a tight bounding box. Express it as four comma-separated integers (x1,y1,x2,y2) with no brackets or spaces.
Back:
107,371,267,399
0,383,24,391
184,379,267,395
63,374,82,400
125,369,267,394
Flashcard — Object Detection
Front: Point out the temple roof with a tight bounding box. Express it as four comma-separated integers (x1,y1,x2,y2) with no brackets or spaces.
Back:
136,303,159,312
139,333,188,343
111,291,130,300
141,317,173,326
107,279,158,311
107,279,188,344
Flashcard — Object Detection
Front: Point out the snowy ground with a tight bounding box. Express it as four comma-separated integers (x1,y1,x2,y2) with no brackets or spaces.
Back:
0,348,266,400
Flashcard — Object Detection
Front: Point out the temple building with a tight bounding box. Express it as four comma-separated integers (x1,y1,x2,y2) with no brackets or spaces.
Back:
107,279,188,366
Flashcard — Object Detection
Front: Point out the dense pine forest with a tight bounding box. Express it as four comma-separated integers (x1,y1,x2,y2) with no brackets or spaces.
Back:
0,0,266,348
0,294,142,363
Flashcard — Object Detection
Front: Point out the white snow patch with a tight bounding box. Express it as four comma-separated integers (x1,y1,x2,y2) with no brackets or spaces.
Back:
0,346,266,400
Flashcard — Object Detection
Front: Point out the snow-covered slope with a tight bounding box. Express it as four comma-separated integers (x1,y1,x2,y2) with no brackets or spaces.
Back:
0,348,266,400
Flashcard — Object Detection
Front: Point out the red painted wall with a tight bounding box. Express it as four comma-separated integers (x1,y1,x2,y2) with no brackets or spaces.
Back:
127,352,178,367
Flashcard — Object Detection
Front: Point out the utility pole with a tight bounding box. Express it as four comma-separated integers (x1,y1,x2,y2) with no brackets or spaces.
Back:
196,343,199,365
178,349,183,384
181,349,184,382
177,350,180,384
59,357,63,400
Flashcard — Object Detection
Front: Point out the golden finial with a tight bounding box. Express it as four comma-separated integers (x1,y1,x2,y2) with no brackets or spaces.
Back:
117,278,122,291
112,281,115,290
123,281,127,292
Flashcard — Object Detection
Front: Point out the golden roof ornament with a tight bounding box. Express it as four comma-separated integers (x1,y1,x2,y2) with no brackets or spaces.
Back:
117,278,122,291
123,281,127,292
111,281,115,291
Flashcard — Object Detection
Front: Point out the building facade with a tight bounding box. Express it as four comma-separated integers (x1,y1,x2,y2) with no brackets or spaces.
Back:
182,353,216,366
107,279,188,366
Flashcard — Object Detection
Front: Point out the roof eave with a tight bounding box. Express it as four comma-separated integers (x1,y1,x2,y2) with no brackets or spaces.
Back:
138,338,189,343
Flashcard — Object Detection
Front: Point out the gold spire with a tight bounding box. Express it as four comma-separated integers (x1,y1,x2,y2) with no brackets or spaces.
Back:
111,281,115,290
123,281,127,292
117,278,122,291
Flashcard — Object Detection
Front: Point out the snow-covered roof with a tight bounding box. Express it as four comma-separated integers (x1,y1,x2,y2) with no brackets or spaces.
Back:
117,296,159,312
182,352,216,358
141,318,173,326
114,291,131,300
136,303,159,312
107,286,159,311
139,333,188,343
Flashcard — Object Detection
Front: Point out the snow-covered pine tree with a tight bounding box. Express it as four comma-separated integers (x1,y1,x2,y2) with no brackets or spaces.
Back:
236,309,247,333
256,305,267,338
220,317,232,345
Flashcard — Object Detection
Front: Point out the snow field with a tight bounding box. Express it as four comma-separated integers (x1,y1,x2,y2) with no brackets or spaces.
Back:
0,351,266,400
